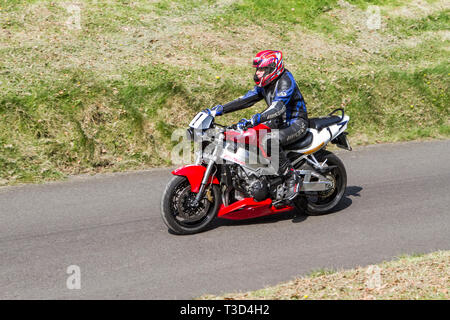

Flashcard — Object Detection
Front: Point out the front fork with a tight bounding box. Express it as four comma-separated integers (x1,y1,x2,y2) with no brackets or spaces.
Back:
192,134,223,206
193,158,216,205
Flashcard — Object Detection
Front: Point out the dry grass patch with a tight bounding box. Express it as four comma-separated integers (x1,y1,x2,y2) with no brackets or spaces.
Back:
389,0,450,18
200,251,450,300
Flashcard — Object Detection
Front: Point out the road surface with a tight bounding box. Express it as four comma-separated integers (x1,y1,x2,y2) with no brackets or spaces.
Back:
0,139,449,299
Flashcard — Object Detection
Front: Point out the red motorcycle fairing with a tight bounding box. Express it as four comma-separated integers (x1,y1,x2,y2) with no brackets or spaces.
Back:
223,123,271,158
172,166,293,220
217,197,293,220
172,165,220,193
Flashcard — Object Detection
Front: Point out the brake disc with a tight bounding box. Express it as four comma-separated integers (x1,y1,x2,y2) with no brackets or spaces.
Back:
175,185,211,222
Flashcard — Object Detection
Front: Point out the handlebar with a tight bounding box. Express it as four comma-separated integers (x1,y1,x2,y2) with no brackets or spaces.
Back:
213,121,251,132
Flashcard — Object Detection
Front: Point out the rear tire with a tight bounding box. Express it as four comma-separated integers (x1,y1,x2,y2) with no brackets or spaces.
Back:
301,150,347,216
160,175,221,235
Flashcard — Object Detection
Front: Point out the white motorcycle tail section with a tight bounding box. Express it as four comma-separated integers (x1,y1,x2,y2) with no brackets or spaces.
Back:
290,115,349,154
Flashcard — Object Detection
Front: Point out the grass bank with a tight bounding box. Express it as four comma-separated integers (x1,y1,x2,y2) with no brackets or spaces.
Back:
0,0,449,185
200,250,450,300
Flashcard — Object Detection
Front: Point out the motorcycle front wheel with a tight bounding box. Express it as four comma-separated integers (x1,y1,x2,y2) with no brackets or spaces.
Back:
160,175,221,235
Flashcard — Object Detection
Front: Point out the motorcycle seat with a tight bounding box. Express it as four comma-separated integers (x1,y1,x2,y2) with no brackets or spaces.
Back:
309,116,341,131
283,131,313,150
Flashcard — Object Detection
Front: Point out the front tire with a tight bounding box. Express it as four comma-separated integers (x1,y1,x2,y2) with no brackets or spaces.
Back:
160,175,221,235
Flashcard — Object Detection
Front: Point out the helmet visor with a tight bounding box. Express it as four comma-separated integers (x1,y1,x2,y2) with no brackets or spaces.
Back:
254,65,275,82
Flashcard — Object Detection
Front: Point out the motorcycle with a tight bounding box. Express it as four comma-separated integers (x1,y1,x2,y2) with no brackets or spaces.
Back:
161,108,352,235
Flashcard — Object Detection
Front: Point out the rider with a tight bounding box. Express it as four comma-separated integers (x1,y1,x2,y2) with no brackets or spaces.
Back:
204,50,308,201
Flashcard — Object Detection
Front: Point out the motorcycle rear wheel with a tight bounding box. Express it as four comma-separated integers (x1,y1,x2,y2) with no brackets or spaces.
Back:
297,150,347,216
160,175,220,235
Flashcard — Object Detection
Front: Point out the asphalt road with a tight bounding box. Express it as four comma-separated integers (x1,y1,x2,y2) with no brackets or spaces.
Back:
0,140,449,299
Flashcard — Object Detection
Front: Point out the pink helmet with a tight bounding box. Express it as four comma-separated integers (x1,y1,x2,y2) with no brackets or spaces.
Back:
252,50,284,87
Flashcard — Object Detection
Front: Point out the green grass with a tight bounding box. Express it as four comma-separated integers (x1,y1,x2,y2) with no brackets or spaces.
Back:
0,0,449,185
386,10,450,36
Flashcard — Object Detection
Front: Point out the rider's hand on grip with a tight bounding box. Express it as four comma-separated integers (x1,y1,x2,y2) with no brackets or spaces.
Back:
203,105,223,117
236,118,252,131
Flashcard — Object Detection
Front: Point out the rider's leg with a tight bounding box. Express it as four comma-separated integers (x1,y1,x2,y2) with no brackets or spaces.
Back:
277,148,301,201
278,118,308,201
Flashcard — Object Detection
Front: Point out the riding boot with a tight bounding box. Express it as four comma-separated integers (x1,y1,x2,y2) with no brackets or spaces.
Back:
278,150,302,201
284,167,302,201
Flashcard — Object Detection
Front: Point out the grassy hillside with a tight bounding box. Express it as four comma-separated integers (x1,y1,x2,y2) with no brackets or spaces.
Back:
200,250,450,300
0,0,449,185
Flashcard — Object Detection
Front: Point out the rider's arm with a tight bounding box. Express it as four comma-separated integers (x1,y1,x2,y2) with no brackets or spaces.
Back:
256,79,291,123
220,86,264,115
257,100,286,123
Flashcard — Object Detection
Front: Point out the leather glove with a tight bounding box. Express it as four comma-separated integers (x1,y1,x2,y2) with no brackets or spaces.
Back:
202,105,224,117
251,113,261,126
236,118,252,130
